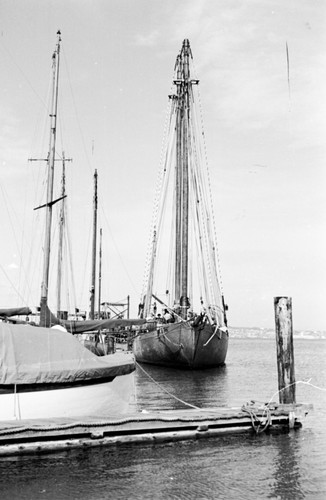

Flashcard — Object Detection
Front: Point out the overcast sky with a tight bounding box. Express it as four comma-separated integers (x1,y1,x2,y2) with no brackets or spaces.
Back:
0,0,325,330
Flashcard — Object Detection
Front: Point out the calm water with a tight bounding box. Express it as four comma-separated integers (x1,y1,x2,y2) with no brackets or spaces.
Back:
0,338,325,499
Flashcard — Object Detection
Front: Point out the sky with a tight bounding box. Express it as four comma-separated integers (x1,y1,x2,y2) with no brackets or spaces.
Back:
0,0,325,330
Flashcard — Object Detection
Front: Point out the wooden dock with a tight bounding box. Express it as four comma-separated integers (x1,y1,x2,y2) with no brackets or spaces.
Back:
0,402,312,457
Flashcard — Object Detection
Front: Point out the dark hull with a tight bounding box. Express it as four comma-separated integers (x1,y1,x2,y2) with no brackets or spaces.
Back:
133,322,228,369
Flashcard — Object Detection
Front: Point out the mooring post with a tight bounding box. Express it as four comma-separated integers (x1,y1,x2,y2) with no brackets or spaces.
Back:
274,297,296,405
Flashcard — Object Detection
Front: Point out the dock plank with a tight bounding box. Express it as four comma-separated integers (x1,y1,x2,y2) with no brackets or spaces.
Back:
0,403,312,457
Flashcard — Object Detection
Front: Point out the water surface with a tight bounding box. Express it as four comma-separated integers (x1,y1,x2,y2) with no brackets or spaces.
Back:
0,338,325,499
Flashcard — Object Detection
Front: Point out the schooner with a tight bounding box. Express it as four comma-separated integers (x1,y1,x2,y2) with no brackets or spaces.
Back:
133,39,229,369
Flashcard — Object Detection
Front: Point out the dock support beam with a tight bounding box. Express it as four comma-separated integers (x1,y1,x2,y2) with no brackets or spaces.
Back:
274,296,296,405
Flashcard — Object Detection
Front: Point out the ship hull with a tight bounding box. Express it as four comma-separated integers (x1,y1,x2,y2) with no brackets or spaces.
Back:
0,372,134,421
133,323,228,369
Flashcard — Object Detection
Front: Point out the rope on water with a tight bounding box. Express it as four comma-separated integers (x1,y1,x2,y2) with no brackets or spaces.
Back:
136,361,200,410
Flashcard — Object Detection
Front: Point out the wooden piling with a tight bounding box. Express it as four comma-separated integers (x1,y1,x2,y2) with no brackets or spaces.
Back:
274,297,296,404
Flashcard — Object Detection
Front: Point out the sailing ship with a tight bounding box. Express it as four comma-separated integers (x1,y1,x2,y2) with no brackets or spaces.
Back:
133,40,229,369
0,31,136,421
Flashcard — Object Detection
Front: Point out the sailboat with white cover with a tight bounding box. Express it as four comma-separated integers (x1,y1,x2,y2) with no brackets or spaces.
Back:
0,32,136,421
133,40,229,369
0,322,135,420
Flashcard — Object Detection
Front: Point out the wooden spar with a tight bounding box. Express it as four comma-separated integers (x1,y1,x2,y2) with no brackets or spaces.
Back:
98,228,102,318
56,152,72,317
181,39,190,319
56,152,66,317
173,40,198,319
175,53,182,305
40,31,61,327
89,169,98,319
274,297,296,404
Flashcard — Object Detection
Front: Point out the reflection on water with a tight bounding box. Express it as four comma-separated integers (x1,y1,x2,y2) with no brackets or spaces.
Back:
133,362,230,411
272,433,304,500
0,339,325,500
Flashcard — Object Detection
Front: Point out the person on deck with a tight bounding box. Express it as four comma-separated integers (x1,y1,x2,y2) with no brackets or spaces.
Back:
163,309,175,323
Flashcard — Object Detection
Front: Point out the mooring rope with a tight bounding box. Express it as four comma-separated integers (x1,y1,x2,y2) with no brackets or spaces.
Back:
242,378,325,433
135,361,200,410
241,403,272,434
268,378,326,404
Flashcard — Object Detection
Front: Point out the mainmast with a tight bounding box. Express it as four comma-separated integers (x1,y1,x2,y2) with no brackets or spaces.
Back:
173,39,198,319
174,53,182,307
39,30,61,327
89,169,98,319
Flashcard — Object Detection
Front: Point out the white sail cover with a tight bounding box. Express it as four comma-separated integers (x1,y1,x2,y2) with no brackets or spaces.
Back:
0,322,135,385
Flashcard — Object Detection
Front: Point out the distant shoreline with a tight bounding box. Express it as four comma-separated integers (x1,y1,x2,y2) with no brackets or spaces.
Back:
229,327,325,340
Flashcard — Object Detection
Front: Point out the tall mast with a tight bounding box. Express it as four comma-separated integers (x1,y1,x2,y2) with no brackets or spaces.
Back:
174,53,182,306
40,30,61,327
180,39,191,319
98,227,102,319
174,39,195,319
89,169,98,319
56,152,66,317
56,152,72,318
